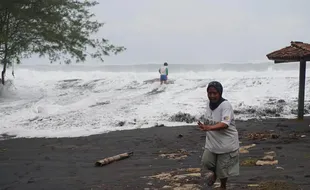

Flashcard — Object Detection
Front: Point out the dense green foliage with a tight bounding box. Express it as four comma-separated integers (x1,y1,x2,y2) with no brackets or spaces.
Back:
0,0,125,84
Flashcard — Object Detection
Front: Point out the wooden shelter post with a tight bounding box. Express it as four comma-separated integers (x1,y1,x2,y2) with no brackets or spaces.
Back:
298,60,306,120
266,41,310,120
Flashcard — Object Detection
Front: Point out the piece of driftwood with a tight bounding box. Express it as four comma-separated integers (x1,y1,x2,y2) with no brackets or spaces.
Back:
95,152,134,167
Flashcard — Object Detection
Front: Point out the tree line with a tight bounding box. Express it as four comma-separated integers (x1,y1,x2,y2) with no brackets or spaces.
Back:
0,0,125,85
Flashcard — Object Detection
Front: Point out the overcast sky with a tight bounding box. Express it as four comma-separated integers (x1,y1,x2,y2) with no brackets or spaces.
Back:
24,0,310,65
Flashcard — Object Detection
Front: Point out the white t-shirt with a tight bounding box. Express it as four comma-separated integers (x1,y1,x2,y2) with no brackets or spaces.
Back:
159,66,168,75
204,100,239,154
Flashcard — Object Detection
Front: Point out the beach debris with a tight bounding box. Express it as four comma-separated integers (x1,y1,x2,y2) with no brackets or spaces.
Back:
146,167,202,189
242,144,257,149
158,149,189,160
177,134,183,138
256,160,278,166
213,182,221,189
239,144,256,153
241,157,259,166
149,172,172,181
255,151,278,166
172,173,201,181
301,135,306,138
248,184,260,187
241,151,279,166
264,151,276,157
148,171,200,181
261,155,275,161
239,149,249,154
172,183,181,187
247,132,279,140
276,166,284,170
178,168,201,173
162,185,173,189
95,152,133,167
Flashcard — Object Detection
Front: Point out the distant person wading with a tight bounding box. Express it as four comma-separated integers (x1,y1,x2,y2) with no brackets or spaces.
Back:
158,62,168,85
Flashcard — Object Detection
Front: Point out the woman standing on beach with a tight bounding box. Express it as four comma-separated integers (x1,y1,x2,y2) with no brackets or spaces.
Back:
197,81,240,190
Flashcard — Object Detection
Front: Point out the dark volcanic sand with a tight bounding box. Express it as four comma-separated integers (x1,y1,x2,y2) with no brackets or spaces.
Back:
0,117,310,190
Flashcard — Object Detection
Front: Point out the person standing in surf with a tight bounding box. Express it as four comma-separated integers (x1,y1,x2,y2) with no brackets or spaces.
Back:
197,81,239,190
158,62,168,85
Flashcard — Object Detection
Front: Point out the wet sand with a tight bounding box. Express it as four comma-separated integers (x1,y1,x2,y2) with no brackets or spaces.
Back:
0,117,310,190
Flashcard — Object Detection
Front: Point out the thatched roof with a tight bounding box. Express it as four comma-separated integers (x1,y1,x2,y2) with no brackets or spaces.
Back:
266,41,310,63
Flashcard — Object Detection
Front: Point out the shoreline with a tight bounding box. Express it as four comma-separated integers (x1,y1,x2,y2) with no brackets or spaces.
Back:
0,117,310,190
0,116,307,141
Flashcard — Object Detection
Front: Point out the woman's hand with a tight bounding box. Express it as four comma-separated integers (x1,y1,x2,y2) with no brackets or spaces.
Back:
197,121,212,131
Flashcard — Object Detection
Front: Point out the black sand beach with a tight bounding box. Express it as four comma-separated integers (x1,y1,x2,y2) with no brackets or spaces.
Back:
1,117,310,190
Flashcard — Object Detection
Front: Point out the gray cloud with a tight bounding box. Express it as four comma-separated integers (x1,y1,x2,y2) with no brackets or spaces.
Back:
22,0,310,65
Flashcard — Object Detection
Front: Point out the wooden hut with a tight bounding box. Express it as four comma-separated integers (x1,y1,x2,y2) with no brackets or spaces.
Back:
266,41,309,120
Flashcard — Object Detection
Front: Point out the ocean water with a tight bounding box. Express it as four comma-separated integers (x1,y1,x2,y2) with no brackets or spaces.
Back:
0,62,310,138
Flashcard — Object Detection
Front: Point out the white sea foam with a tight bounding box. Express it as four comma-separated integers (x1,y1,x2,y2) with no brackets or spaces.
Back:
0,63,309,138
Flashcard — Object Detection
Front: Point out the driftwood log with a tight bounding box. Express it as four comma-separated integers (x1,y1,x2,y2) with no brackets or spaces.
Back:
95,152,134,167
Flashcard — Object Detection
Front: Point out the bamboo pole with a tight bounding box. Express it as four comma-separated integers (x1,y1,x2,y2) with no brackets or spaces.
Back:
95,152,134,167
